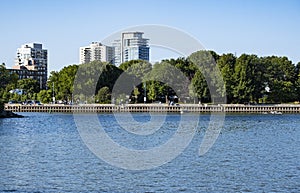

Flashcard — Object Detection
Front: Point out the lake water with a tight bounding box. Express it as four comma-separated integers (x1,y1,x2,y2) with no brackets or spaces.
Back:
0,112,299,192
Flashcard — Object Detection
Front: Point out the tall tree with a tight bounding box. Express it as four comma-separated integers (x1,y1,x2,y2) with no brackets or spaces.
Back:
295,62,300,101
190,70,209,103
37,90,52,103
147,61,189,102
162,57,197,81
263,56,297,102
73,61,122,103
233,54,265,103
118,60,152,103
188,50,225,103
217,53,236,103
17,79,40,95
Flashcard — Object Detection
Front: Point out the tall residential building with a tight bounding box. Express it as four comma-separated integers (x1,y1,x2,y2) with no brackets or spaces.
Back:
112,39,121,66
11,43,48,89
113,32,150,66
79,42,115,64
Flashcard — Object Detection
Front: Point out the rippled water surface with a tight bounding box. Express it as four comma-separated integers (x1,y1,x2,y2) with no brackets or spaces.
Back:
0,113,299,192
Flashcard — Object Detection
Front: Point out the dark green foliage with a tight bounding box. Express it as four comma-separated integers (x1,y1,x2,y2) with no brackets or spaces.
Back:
95,86,111,104
0,63,11,90
233,54,265,103
0,63,17,114
48,64,79,103
1,52,299,104
73,61,122,103
37,90,52,103
189,50,226,103
217,53,236,103
263,56,298,103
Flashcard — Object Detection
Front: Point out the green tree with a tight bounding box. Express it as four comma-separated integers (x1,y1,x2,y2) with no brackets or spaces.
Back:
95,86,111,104
132,87,140,103
190,70,209,103
147,81,157,102
0,63,18,102
48,65,78,102
295,62,300,101
188,50,225,103
263,56,297,103
217,53,236,103
13,78,40,101
118,60,152,103
74,61,122,103
0,63,11,90
162,57,197,81
233,54,265,103
147,61,188,102
37,90,52,103
17,79,39,93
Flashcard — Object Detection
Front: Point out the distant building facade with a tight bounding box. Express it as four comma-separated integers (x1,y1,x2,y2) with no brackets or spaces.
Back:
10,43,48,89
112,39,121,66
79,42,115,64
113,32,150,66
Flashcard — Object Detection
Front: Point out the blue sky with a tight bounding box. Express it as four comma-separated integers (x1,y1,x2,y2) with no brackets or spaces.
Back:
0,0,299,72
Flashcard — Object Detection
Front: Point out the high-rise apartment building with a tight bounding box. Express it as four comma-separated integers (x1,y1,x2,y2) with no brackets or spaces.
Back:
113,32,149,66
112,40,121,66
79,42,114,64
11,43,48,89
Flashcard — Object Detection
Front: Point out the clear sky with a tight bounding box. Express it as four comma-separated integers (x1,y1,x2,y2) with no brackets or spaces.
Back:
0,0,299,73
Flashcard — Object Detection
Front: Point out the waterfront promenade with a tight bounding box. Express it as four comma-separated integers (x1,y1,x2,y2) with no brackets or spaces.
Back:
5,103,300,113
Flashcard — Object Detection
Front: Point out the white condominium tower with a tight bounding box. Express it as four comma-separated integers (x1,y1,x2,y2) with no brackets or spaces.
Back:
79,42,115,64
15,43,47,69
113,32,150,66
12,43,48,89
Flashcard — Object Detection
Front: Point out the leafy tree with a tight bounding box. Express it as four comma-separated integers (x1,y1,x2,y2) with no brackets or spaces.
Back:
0,63,18,102
295,62,300,100
0,63,11,90
147,81,157,102
162,57,197,81
17,79,40,94
95,86,111,104
74,61,122,103
37,90,52,103
190,70,209,103
147,61,189,102
118,60,152,103
132,87,140,103
188,50,225,103
263,56,297,103
96,63,123,92
217,53,236,103
48,65,78,102
233,54,265,103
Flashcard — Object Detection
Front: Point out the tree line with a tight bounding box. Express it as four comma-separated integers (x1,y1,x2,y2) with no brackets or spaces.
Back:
1,50,300,105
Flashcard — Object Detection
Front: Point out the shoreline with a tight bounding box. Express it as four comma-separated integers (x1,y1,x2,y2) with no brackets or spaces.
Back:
5,103,300,114
0,110,24,118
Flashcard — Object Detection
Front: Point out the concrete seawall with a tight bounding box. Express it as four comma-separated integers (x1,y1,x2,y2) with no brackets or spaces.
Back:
5,104,300,113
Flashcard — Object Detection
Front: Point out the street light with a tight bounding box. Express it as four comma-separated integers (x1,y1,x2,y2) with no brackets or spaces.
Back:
144,82,146,104
52,82,55,104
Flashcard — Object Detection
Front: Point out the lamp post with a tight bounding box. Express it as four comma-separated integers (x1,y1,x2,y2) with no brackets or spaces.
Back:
144,82,146,104
52,82,55,104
